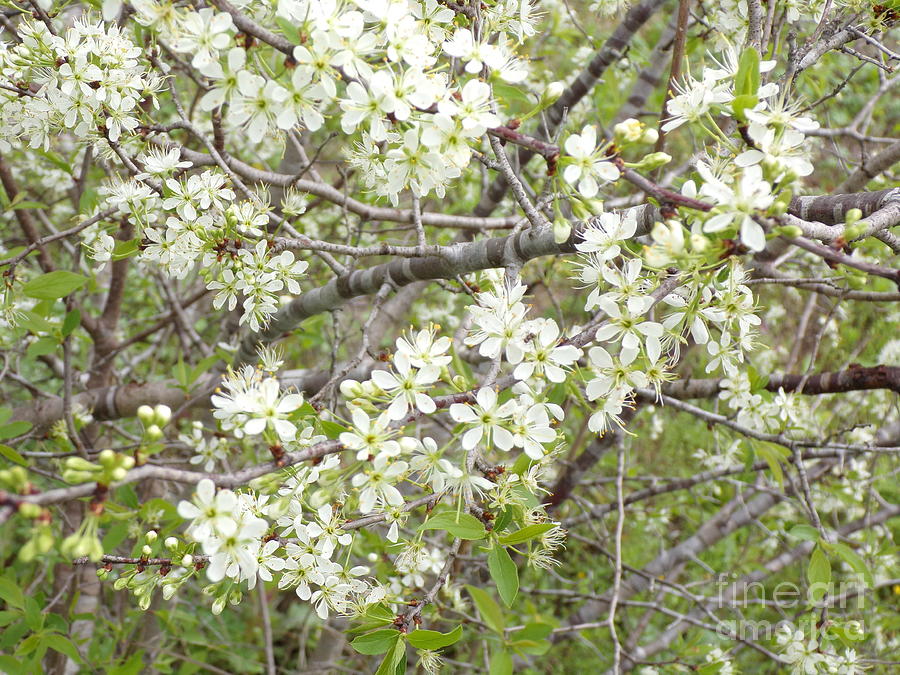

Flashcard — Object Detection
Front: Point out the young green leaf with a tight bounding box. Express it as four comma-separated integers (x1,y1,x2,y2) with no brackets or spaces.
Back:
498,523,554,546
21,271,88,301
374,635,406,675
465,585,505,634
807,546,832,603
407,625,463,650
788,524,821,542
489,650,513,675
825,541,874,587
488,545,518,607
351,629,401,655
419,512,487,540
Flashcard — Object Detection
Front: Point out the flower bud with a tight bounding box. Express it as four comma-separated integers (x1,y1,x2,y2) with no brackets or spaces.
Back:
111,467,128,481
137,405,155,425
640,128,659,145
63,470,96,484
165,537,178,550
843,221,867,241
613,118,644,144
399,437,419,453
145,424,163,441
773,225,803,239
844,208,862,226
339,379,364,399
98,449,116,467
553,218,572,244
145,530,158,543
18,503,41,519
181,554,193,567
154,405,172,426
142,545,152,556
65,456,99,472
541,81,564,105
631,152,671,171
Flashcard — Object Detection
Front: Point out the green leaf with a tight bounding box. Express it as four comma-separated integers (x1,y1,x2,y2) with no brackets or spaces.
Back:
407,625,462,650
351,629,401,655
825,541,874,587
498,523,554,546
734,46,760,98
731,94,760,123
755,442,787,487
492,82,533,112
318,418,347,439
517,622,554,641
108,651,146,675
808,546,832,603
489,650,513,675
26,336,58,360
0,420,32,441
0,577,25,609
0,444,27,466
465,585,504,634
61,309,81,338
493,507,513,533
111,238,139,261
374,636,406,675
419,512,486,540
789,524,821,542
509,639,551,655
0,654,24,674
488,545,518,607
21,271,88,301
42,633,83,664
23,597,42,632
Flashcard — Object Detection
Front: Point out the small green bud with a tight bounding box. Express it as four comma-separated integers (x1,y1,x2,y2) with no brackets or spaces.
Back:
339,379,364,399
145,424,163,441
97,567,109,579
18,502,41,519
145,530,158,543
98,449,116,467
540,81,564,106
451,375,468,391
613,118,644,144
553,218,572,244
154,405,172,426
774,225,803,239
110,467,128,481
63,469,96,484
65,456,99,472
181,554,193,567
137,405,155,425
631,152,671,171
640,128,659,145
141,545,152,556
844,208,862,226
843,221,867,241
165,536,178,550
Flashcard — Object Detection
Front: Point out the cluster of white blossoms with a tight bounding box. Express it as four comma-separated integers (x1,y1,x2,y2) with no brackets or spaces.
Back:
211,365,307,443
775,623,866,675
572,204,771,431
0,18,161,149
718,372,806,433
178,302,575,617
